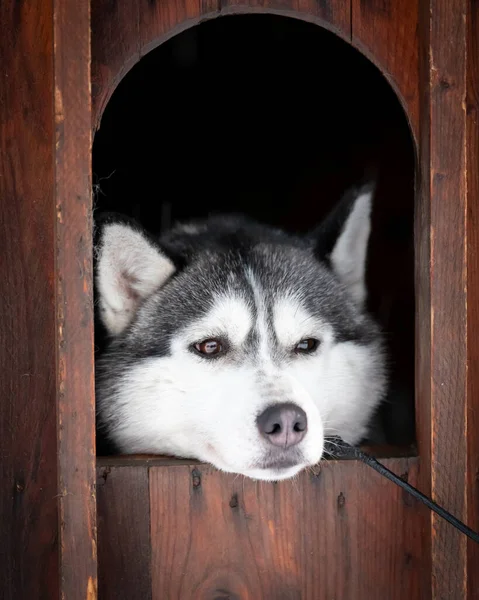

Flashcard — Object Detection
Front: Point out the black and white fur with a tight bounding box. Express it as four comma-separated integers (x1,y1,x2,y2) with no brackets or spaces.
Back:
95,183,386,481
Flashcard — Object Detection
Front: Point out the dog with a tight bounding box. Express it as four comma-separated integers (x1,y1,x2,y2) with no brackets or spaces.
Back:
94,182,386,481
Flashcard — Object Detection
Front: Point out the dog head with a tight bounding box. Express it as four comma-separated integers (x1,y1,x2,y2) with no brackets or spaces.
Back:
95,183,385,480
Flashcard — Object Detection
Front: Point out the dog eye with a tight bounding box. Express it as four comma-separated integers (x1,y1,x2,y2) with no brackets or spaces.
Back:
294,338,319,353
194,339,223,357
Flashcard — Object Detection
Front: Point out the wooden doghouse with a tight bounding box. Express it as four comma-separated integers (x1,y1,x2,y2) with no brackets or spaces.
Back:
0,1,478,599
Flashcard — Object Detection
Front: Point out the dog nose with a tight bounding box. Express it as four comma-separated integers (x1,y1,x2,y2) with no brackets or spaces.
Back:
256,403,308,448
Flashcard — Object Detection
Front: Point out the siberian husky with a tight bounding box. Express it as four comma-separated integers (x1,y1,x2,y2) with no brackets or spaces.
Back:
94,183,386,481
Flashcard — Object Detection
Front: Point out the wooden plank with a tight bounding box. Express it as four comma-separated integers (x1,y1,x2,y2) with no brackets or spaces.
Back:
467,1,479,598
0,0,96,597
420,0,475,597
97,466,152,600
0,1,59,597
429,1,468,597
149,459,422,599
352,0,419,140
416,0,433,597
54,0,97,597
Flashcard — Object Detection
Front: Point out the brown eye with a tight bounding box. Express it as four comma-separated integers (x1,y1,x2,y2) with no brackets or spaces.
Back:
295,338,319,354
194,339,224,357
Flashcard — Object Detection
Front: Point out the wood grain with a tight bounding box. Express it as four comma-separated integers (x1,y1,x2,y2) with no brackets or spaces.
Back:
416,0,433,596
421,0,473,597
0,1,59,597
54,0,97,596
148,459,422,600
467,1,479,598
0,0,96,597
139,0,220,55
97,466,152,600
430,1,468,596
218,0,350,40
352,0,420,141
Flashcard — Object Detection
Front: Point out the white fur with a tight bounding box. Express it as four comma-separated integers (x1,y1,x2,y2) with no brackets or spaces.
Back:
178,295,252,348
97,223,175,335
273,296,335,349
103,290,384,481
246,269,274,368
330,191,372,307
272,295,382,442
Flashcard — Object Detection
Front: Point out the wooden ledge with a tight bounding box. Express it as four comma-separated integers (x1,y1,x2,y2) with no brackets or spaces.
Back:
96,443,417,468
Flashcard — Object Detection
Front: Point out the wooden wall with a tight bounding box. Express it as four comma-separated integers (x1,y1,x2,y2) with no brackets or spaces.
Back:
97,457,424,600
0,0,96,598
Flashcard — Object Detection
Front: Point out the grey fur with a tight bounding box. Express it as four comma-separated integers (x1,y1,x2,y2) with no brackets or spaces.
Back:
95,184,386,471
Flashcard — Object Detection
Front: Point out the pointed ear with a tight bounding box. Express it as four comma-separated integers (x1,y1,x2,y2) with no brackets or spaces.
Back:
313,182,375,308
95,219,176,336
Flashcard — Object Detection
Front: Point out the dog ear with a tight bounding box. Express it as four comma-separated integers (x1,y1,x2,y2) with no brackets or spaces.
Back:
313,181,376,309
95,216,176,336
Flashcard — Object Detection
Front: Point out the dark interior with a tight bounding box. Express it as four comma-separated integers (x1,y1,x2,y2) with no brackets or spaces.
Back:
93,14,416,450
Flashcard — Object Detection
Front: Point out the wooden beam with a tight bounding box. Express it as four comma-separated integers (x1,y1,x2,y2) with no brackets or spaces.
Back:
0,0,96,597
54,0,97,596
420,0,478,597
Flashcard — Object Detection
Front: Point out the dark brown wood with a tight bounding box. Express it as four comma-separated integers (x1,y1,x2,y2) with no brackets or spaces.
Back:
147,459,422,599
54,0,97,597
416,0,433,597
467,1,479,598
140,0,220,55
0,0,96,598
352,0,420,139
420,0,478,598
97,466,152,600
217,0,350,40
0,1,59,597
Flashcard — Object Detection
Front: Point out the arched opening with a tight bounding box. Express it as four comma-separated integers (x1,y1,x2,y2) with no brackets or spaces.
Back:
93,14,416,451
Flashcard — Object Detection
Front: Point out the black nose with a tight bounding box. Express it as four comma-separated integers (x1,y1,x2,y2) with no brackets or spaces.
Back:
256,403,308,448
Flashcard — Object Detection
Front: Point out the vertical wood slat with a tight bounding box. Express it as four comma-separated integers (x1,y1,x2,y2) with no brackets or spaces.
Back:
352,0,420,140
416,0,433,595
430,1,467,597
147,459,422,600
54,0,97,597
0,0,96,598
420,0,479,598
97,467,151,600
466,1,479,599
0,1,58,597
